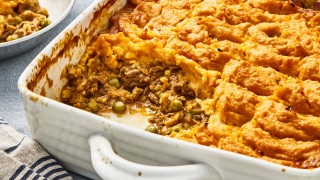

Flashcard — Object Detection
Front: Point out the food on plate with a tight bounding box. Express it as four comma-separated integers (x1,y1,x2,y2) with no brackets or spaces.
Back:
0,0,50,42
290,0,320,9
61,0,320,169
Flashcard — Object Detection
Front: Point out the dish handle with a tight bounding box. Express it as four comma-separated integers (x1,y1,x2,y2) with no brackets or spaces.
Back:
89,135,222,180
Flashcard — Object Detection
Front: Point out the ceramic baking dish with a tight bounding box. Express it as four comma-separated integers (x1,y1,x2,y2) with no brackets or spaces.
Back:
18,0,320,179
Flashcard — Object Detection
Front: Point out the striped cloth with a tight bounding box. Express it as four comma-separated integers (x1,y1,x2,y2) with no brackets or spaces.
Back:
0,118,71,180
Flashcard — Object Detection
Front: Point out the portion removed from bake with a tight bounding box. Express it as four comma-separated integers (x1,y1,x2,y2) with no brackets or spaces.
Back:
0,0,50,42
61,0,320,169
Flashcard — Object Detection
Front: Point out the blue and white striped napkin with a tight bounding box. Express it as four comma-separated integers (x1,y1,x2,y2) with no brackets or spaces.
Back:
0,118,71,180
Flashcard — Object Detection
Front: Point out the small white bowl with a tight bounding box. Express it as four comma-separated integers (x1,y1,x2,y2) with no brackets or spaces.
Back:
0,0,75,60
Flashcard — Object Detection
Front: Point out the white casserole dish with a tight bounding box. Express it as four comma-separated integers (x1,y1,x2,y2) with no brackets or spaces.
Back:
18,0,320,179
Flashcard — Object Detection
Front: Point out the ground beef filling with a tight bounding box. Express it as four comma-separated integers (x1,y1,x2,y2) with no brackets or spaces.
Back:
61,59,208,135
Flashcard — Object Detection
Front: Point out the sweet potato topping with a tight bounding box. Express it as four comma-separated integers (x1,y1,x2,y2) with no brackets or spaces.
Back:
0,0,50,42
61,0,320,169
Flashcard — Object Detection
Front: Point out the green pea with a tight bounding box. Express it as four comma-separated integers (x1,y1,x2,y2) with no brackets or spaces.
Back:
112,101,127,114
145,125,158,133
188,108,201,115
41,19,51,28
14,16,23,24
109,78,121,88
87,99,100,112
172,124,182,132
170,99,183,112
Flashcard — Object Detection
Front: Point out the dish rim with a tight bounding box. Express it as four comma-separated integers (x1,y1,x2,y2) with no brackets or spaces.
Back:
0,0,75,48
17,0,320,177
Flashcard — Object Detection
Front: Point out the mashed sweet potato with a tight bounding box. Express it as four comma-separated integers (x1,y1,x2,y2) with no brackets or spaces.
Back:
61,0,320,169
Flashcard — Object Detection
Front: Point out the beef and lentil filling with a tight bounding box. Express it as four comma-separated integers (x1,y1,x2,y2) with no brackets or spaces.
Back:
62,57,209,136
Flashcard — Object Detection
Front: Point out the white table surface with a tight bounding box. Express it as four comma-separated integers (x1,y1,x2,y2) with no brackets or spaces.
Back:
0,0,94,179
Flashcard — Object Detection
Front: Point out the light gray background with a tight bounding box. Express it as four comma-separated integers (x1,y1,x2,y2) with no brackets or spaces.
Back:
0,0,94,179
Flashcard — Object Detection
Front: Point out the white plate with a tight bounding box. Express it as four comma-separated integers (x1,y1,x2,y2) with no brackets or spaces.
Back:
0,0,75,60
